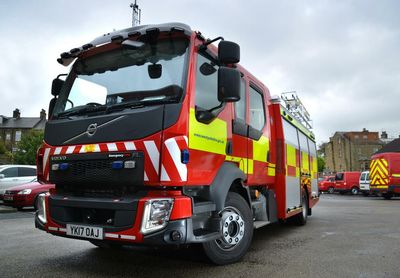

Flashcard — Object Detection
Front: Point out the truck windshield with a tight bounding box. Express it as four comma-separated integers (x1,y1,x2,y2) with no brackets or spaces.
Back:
53,38,189,118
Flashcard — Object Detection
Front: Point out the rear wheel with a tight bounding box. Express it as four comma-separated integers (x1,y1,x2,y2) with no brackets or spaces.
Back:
351,187,359,195
294,192,308,226
202,192,253,265
383,193,392,200
328,187,334,194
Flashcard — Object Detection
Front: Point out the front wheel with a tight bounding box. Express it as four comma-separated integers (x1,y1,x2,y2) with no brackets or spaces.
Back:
202,192,253,265
351,187,359,195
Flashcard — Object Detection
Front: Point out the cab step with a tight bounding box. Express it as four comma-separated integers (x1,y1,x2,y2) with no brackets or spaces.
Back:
253,220,270,229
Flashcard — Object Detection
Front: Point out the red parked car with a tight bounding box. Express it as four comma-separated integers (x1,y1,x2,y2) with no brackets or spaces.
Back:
334,171,361,195
3,180,54,210
318,176,335,193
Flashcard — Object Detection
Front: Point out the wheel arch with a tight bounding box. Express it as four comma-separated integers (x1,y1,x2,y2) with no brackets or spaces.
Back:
209,162,249,211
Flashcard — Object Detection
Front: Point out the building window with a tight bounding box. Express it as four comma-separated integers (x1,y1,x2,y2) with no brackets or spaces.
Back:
15,131,22,142
5,133,11,141
363,135,368,139
354,135,359,139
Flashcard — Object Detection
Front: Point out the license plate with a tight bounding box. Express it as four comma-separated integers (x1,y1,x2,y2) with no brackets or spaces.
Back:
4,196,13,201
66,224,103,240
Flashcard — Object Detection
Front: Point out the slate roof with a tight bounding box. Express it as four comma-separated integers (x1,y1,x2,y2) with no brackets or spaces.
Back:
374,138,400,154
0,117,45,129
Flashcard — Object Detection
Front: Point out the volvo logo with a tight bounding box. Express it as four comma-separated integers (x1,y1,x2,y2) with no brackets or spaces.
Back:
86,123,98,137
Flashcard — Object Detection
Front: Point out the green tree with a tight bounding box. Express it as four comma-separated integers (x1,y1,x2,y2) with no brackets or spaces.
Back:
317,156,325,173
0,140,6,154
13,130,44,165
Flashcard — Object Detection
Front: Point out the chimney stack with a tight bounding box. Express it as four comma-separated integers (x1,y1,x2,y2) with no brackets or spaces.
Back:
40,109,46,120
13,108,20,119
381,131,388,139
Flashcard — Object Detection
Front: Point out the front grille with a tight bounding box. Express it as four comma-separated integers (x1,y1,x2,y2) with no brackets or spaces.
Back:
49,151,145,196
49,194,141,232
5,190,18,195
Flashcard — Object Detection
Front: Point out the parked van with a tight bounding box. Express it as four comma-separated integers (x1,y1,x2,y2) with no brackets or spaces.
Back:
334,171,361,195
359,171,370,196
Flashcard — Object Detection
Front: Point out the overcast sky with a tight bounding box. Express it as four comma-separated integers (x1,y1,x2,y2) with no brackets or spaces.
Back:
0,0,399,144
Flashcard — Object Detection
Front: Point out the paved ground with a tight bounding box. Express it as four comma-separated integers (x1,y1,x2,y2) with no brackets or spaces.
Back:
1,194,400,278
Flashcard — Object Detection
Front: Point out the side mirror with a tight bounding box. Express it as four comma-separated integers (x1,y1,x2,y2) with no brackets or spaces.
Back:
51,78,65,96
218,41,240,64
0,174,4,179
218,67,240,102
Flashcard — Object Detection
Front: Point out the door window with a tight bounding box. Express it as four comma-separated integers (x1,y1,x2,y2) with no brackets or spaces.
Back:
234,79,246,121
249,86,265,130
1,167,18,178
19,167,36,177
195,54,219,110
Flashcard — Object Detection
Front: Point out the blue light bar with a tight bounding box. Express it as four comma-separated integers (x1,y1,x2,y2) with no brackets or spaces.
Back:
112,161,124,169
181,149,190,164
59,163,69,171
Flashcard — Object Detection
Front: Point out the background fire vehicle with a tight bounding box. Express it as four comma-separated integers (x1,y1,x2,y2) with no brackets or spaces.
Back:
35,22,319,265
318,175,335,194
370,138,400,199
334,171,361,195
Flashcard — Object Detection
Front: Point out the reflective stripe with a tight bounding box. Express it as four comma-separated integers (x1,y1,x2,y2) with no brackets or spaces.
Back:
188,108,227,155
105,233,119,238
107,143,118,152
54,147,62,155
253,136,269,162
124,142,136,150
144,141,159,175
66,146,75,154
120,235,136,240
164,138,187,181
370,158,389,185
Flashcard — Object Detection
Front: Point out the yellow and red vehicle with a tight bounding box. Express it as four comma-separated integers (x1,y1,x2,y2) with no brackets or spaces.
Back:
370,138,400,199
34,23,319,264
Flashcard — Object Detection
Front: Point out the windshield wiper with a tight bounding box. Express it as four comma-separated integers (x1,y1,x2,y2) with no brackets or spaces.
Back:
106,96,179,113
56,103,107,119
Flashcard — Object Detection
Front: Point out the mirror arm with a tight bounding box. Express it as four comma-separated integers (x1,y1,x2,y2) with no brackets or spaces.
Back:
67,99,74,108
198,36,224,52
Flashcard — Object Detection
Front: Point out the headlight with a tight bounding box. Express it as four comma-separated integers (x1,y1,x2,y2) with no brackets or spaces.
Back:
37,193,47,224
141,199,174,235
18,189,32,195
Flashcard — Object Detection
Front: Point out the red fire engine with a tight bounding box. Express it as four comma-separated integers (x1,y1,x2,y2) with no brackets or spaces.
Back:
35,23,319,265
370,138,400,199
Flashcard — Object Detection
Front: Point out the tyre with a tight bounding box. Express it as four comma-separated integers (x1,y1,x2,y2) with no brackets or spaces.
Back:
328,187,334,194
202,192,253,265
383,194,392,200
351,187,359,195
294,192,308,226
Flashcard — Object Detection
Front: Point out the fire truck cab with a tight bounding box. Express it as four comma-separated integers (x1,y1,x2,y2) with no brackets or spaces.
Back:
35,23,318,265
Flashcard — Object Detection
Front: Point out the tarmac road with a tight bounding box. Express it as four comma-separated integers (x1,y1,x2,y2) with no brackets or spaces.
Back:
1,194,400,278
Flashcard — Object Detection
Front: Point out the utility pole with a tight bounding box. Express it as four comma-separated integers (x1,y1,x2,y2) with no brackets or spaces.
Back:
130,1,141,27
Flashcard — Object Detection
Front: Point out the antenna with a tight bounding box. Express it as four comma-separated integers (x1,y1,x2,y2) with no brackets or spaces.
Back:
281,91,313,130
130,1,141,27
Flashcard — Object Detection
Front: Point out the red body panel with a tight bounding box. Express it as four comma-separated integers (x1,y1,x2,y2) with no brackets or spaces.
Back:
335,172,361,191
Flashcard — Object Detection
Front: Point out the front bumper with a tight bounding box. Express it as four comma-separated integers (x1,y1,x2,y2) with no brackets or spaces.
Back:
3,194,34,208
34,191,215,246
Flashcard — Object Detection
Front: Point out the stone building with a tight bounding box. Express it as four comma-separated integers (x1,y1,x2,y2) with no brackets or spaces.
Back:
320,129,388,173
0,108,46,153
